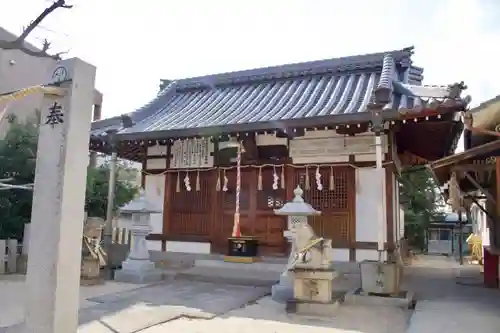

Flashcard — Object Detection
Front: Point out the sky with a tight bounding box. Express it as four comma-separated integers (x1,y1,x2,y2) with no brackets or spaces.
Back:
2,0,500,152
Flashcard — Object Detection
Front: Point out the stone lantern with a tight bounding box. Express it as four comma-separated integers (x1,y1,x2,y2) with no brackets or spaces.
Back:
271,185,321,302
114,190,164,284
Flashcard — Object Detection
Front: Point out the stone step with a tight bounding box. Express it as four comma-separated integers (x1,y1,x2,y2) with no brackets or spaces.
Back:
175,266,279,287
194,259,286,273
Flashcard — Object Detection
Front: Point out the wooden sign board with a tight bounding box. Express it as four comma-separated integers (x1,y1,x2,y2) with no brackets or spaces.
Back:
289,134,387,161
170,138,214,169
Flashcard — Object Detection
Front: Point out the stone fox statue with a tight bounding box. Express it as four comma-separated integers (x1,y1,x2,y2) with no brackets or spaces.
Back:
287,217,333,270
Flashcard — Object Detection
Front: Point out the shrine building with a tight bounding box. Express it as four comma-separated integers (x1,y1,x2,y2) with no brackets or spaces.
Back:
431,95,500,287
90,46,469,262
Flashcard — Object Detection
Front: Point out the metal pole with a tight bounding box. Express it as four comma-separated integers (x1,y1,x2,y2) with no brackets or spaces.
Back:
458,209,464,265
103,131,118,279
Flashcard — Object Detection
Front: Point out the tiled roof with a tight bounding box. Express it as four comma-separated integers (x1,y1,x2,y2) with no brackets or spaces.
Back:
91,46,469,140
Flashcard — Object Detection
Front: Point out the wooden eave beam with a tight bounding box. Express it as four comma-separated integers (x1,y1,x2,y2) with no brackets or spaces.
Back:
451,163,495,173
430,138,500,170
463,172,496,206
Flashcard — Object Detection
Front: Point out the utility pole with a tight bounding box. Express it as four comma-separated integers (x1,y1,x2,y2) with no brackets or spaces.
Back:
458,209,464,265
103,129,118,279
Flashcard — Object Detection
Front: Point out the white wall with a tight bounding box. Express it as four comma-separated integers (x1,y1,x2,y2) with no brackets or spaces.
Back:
355,168,388,262
144,174,165,251
399,206,405,239
392,172,398,244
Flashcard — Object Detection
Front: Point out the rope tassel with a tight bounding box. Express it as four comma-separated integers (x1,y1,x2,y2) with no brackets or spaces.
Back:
272,165,279,190
195,170,200,191
257,167,263,191
184,172,191,191
222,169,228,192
280,165,285,189
305,166,310,190
315,166,323,191
176,172,180,193
329,166,335,190
216,169,221,191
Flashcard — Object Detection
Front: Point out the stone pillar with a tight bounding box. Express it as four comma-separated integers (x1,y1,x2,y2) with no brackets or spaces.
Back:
23,58,96,333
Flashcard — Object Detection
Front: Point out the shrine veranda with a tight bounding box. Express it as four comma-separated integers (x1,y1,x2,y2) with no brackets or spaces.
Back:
90,47,469,261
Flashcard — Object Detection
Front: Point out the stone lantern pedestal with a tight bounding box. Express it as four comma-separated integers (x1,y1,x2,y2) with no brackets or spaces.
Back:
114,191,164,284
271,186,340,316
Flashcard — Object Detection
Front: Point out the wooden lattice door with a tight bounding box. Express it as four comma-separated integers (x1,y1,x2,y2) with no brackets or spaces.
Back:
254,167,287,256
168,171,213,239
291,167,355,246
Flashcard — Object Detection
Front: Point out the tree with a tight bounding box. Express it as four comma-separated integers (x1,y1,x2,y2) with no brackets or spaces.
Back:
85,164,140,219
398,166,445,250
0,0,72,59
0,120,38,239
0,120,140,239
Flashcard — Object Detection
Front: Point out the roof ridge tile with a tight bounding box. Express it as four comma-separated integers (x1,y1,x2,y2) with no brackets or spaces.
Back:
170,46,415,90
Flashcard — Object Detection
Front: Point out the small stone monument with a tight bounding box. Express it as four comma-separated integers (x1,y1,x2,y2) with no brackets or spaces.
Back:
114,190,164,284
273,186,339,316
81,217,106,285
17,223,31,274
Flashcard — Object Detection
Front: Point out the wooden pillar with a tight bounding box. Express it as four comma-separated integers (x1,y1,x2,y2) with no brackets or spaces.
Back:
248,168,258,235
161,143,172,251
483,158,500,287
385,167,394,251
487,157,500,287
348,161,356,262
210,169,221,248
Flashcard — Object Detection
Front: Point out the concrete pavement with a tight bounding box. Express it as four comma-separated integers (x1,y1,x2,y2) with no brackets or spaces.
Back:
405,256,500,333
1,255,499,333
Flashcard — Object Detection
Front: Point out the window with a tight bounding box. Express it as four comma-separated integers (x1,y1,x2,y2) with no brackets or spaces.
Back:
429,228,451,241
429,230,439,241
439,229,451,241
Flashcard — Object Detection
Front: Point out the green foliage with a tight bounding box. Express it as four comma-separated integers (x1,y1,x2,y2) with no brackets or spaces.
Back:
85,164,140,218
0,121,38,239
398,166,445,249
0,120,140,239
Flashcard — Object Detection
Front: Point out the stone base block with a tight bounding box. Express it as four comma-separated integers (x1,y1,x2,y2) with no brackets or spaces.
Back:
286,298,340,316
223,256,260,263
272,274,293,302
81,258,101,281
291,269,339,303
114,268,164,284
16,255,28,274
80,277,105,286
343,288,415,308
272,283,293,302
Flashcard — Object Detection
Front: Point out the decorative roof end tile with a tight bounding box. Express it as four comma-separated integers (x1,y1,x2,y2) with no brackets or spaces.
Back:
374,53,395,105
